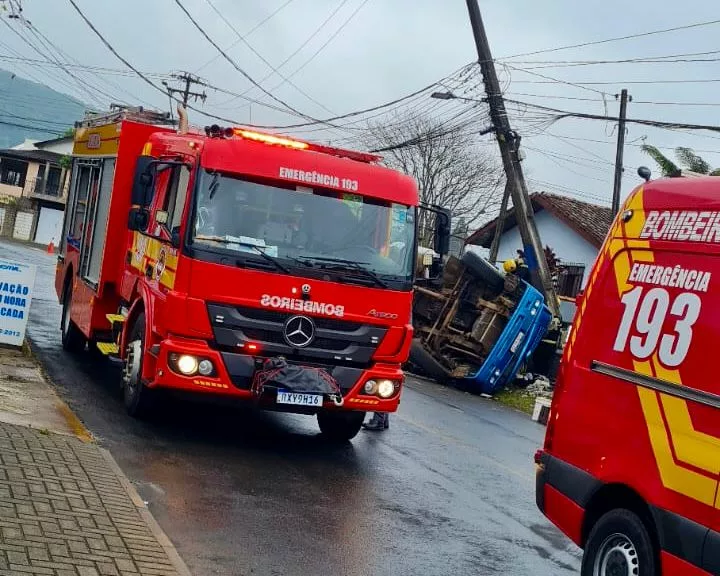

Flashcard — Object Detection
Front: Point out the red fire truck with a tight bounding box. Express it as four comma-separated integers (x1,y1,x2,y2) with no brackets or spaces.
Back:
56,107,443,441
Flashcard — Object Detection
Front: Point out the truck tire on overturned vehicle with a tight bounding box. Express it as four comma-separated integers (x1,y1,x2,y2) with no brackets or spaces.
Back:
461,251,505,296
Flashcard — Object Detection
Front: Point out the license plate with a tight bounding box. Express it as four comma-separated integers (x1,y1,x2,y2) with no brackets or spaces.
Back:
276,391,323,407
510,331,525,354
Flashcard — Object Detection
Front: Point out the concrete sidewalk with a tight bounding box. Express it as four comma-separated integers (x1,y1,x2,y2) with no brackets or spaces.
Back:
0,347,191,576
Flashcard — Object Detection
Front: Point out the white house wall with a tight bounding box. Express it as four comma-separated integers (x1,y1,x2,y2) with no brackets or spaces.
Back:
493,210,599,286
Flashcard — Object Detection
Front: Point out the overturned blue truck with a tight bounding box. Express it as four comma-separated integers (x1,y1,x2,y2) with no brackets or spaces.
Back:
410,251,552,394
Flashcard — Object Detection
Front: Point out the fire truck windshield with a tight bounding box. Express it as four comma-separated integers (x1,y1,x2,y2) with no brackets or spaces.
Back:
190,170,416,286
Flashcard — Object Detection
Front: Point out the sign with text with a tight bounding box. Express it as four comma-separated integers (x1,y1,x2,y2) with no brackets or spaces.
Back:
0,258,36,346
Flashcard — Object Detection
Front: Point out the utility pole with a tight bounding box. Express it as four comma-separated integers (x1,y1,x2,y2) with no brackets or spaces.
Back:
162,72,207,108
488,181,510,263
612,89,631,215
465,0,560,317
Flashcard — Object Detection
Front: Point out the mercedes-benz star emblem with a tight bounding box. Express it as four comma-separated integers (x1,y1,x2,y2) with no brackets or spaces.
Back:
283,315,315,348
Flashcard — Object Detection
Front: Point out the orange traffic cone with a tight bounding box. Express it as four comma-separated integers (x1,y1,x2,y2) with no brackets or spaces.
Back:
46,241,55,255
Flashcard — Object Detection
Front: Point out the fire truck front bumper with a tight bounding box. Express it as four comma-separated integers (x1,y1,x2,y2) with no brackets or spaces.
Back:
150,336,404,412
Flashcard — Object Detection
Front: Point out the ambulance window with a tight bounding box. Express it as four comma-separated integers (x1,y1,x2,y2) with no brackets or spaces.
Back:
163,166,191,231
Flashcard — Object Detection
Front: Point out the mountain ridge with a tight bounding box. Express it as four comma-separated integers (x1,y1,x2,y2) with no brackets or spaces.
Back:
0,69,87,148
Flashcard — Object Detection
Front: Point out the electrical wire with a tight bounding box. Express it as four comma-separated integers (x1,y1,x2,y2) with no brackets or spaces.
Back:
201,0,334,116
65,0,269,127
260,0,371,99
194,0,298,74
230,61,475,130
508,92,720,107
505,99,720,133
214,0,353,109
172,0,320,123
500,18,720,60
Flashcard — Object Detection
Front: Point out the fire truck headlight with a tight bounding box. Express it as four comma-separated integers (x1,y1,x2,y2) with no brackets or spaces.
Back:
176,354,199,375
364,380,378,395
377,379,396,398
198,359,214,376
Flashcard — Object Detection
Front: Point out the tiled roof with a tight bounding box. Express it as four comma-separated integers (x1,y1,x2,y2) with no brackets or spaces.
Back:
466,192,614,249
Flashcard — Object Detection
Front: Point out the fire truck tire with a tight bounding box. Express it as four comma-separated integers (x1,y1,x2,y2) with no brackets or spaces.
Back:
317,411,365,442
123,313,155,418
581,508,657,576
408,339,449,382
461,251,505,295
61,282,86,354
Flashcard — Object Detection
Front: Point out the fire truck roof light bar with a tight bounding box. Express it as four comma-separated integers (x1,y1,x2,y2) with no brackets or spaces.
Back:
231,127,382,164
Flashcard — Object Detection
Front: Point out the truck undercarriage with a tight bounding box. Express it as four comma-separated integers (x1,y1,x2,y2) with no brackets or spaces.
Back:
410,251,547,392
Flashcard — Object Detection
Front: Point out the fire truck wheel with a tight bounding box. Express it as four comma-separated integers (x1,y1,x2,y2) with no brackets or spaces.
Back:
61,282,86,353
317,411,365,442
581,508,657,576
122,313,155,418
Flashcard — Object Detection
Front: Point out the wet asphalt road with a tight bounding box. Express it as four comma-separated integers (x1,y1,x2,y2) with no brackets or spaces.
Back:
1,240,582,576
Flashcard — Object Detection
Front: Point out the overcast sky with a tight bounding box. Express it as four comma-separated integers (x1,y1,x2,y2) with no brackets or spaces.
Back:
3,0,720,210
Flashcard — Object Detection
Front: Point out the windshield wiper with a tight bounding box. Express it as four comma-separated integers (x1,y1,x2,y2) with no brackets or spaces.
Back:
297,256,388,288
194,235,290,273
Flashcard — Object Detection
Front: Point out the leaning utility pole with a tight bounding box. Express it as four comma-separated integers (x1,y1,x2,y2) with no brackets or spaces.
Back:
611,89,631,215
162,72,207,108
488,181,510,263
465,0,560,317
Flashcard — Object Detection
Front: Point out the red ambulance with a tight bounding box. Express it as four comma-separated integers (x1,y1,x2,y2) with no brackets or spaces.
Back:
536,176,720,575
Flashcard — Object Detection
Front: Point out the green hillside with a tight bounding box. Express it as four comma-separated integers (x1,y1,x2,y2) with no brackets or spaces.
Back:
0,69,86,148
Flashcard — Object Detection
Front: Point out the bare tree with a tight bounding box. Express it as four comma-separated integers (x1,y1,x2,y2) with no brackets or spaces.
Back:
364,111,504,245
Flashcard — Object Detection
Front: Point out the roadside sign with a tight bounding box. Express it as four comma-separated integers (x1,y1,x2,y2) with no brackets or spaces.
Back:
0,257,36,346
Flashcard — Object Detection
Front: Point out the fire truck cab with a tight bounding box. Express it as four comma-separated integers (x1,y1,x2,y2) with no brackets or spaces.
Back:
536,176,720,575
56,107,435,441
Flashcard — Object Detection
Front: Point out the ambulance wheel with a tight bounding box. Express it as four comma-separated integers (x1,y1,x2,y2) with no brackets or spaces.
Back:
317,411,365,442
582,509,657,576
61,282,86,353
122,313,155,418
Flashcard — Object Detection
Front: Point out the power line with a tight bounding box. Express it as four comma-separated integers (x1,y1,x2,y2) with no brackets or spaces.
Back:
260,0,371,100
201,0,334,116
232,61,475,130
0,118,65,134
502,62,610,97
512,78,720,86
215,0,353,109
500,18,720,60
65,0,258,127
510,49,720,66
508,92,720,107
172,0,320,123
505,98,720,133
194,0,298,74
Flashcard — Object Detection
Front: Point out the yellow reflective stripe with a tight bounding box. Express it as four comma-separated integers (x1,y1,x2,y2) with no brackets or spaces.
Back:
636,385,717,507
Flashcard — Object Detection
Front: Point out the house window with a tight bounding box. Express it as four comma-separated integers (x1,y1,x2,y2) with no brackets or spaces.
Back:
556,263,585,298
0,159,27,188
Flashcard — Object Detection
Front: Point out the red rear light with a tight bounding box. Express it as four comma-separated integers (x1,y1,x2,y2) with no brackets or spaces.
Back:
247,343,258,351
534,449,544,465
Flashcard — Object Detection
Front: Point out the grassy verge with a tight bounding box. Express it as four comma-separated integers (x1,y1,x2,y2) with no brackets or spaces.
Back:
494,387,536,415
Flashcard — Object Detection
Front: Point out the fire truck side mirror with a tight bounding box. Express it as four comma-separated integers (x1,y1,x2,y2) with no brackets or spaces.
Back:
132,156,156,207
433,208,452,257
128,207,150,232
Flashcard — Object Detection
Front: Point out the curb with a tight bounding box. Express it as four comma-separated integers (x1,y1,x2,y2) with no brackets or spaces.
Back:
21,336,193,575
23,337,94,443
99,447,193,576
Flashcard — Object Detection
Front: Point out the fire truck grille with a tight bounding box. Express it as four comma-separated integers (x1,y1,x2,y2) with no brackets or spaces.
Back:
207,303,388,366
